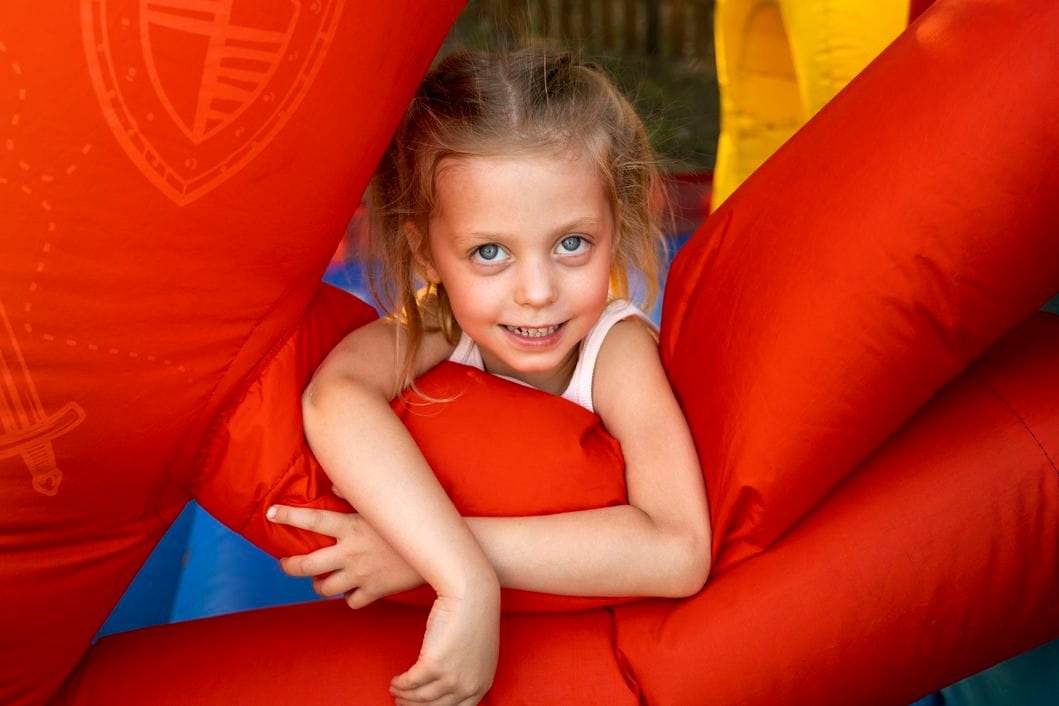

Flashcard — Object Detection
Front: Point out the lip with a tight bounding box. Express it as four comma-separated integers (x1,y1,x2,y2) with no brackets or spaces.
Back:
499,321,566,348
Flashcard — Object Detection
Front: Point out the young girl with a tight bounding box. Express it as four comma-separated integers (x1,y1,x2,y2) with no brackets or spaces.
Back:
267,49,710,706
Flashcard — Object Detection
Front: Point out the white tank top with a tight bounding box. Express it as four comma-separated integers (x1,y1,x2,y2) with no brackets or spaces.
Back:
446,299,655,413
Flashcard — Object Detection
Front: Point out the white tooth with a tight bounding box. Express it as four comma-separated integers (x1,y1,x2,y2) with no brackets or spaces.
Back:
505,324,558,337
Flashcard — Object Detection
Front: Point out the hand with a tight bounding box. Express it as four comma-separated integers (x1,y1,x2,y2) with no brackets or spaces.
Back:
390,589,500,706
267,504,425,608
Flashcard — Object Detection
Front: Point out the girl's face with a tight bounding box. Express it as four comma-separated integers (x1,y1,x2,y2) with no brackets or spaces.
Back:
422,150,616,394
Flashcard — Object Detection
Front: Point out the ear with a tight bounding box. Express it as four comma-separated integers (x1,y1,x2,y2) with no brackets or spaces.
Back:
403,221,441,284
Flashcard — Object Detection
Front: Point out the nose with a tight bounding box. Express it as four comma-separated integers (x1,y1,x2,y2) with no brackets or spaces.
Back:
514,258,558,308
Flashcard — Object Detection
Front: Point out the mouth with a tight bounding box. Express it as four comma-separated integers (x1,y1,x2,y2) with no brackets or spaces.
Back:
502,323,563,338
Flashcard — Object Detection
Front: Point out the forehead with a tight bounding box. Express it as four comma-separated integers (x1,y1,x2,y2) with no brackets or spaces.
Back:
431,151,612,231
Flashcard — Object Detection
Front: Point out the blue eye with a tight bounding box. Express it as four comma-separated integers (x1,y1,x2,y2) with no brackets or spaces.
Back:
473,243,506,263
558,235,587,253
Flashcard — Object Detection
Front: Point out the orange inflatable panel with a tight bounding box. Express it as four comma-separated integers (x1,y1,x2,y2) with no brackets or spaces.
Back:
0,2,463,704
2,0,1057,703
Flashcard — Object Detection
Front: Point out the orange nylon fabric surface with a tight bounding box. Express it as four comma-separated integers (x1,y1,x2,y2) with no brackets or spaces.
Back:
614,313,1059,706
0,2,463,704
661,0,1059,574
2,0,1058,703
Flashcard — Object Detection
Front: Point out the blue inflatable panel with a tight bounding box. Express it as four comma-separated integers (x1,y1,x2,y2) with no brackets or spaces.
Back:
96,503,193,639
100,502,320,637
170,503,321,622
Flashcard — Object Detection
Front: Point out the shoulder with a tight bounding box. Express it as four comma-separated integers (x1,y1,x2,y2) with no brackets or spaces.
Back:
585,300,657,362
309,317,455,400
596,299,654,329
591,315,666,417
591,316,700,483
595,316,660,373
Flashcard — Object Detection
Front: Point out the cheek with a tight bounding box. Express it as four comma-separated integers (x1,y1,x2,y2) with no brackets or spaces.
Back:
571,266,613,311
597,259,617,298
444,277,497,321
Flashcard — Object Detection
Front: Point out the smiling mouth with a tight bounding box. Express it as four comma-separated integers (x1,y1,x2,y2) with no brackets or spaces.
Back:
502,323,562,338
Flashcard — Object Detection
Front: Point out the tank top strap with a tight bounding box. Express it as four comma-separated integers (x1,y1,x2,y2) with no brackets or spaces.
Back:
448,330,485,370
560,299,655,413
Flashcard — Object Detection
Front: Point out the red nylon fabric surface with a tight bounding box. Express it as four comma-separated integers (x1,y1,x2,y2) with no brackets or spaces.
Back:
2,0,1057,703
614,313,1059,706
198,287,632,612
58,600,641,706
661,0,1059,574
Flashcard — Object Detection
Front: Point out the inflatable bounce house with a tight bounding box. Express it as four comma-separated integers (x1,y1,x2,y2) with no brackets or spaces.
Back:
711,0,910,207
2,0,1057,704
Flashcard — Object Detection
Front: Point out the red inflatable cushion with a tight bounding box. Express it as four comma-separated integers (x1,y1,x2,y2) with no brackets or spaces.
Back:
194,285,633,612
60,600,641,706
661,0,1059,573
56,314,1059,706
614,313,1059,706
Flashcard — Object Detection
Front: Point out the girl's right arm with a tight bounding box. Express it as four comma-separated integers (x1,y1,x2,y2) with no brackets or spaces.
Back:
276,319,708,603
302,318,498,705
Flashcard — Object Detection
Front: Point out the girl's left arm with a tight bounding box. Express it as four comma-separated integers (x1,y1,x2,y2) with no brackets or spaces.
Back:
463,318,711,598
273,319,711,599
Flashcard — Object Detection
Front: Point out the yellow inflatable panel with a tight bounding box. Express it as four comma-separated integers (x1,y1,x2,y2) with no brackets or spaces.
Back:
712,0,909,208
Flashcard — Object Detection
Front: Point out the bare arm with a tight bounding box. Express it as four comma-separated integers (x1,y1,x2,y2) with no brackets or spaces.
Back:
302,317,496,598
303,317,500,704
464,319,711,598
278,318,710,601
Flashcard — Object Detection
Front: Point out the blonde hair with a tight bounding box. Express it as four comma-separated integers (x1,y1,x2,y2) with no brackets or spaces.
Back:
364,49,667,393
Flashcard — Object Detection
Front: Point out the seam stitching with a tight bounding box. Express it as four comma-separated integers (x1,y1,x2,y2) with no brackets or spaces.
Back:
968,370,1057,476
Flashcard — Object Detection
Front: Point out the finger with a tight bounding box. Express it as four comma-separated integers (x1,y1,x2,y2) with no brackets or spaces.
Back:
390,677,449,704
344,588,377,610
278,544,345,578
309,572,355,598
278,554,310,578
390,661,437,692
311,576,332,597
266,505,351,538
313,569,361,598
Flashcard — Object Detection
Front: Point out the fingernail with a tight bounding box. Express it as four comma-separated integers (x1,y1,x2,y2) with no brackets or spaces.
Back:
266,506,278,521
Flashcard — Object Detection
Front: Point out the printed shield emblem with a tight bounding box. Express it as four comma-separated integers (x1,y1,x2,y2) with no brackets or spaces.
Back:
82,0,346,205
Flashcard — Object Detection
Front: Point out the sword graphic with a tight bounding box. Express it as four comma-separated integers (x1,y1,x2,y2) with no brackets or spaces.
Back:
0,299,85,496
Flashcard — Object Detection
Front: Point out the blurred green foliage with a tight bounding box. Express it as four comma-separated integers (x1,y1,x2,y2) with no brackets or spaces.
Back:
436,1,720,173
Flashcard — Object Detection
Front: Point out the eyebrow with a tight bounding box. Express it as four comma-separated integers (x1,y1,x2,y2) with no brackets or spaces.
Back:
464,217,604,242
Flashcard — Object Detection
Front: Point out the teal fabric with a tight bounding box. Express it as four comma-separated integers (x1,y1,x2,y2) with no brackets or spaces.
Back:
940,639,1059,706
1043,293,1059,315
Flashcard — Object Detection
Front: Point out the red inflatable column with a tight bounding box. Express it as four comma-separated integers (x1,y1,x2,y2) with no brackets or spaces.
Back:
616,314,1059,705
662,0,1059,573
